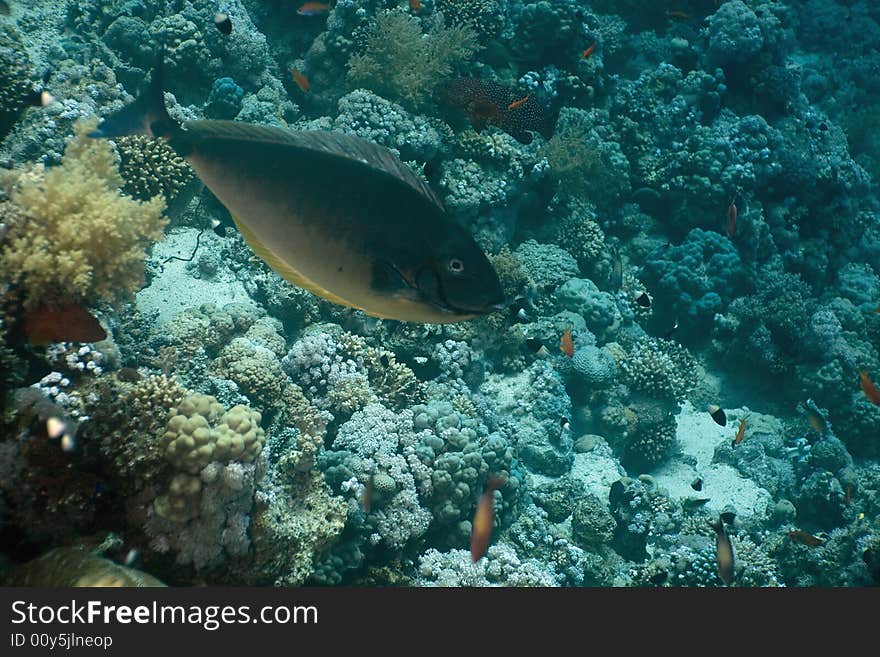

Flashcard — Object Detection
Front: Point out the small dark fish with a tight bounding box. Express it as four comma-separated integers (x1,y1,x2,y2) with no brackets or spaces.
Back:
726,201,737,239
635,291,651,308
22,303,107,345
609,247,623,293
690,477,703,492
525,337,547,356
683,497,711,510
708,404,727,427
471,474,506,562
90,481,103,504
116,367,142,383
720,509,736,525
667,10,692,20
361,474,374,514
559,416,571,431
210,217,226,237
787,530,825,547
609,480,626,507
649,570,668,585
845,485,853,506
662,318,679,339
214,12,232,35
379,353,390,367
24,89,54,108
709,517,734,585
45,416,77,452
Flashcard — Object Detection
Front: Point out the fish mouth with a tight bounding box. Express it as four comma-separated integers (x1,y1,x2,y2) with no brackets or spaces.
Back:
433,275,505,317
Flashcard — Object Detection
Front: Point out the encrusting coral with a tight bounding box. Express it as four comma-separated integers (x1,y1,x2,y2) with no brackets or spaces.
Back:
0,119,166,308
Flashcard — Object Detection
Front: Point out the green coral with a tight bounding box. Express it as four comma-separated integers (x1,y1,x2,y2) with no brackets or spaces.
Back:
347,9,480,110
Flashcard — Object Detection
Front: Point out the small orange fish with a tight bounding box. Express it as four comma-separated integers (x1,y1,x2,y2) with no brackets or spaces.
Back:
507,94,531,111
470,475,506,562
291,67,310,92
844,485,853,506
581,41,597,59
805,406,826,434
296,2,330,16
22,304,107,345
731,418,747,447
560,327,574,358
787,530,825,547
726,201,737,239
408,0,421,13
667,10,691,20
859,371,880,405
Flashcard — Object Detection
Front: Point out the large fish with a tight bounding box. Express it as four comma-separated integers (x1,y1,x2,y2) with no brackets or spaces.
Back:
90,60,504,324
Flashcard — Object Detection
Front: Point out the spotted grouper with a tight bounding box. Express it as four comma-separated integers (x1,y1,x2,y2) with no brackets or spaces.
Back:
90,60,504,324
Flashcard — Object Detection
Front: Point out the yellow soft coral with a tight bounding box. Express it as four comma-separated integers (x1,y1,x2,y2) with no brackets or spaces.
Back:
0,118,166,308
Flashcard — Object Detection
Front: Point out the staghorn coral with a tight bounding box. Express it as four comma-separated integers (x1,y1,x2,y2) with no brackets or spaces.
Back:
0,120,166,308
347,9,480,110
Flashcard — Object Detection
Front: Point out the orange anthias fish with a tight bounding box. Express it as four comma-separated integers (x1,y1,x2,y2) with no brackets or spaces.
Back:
787,530,825,547
731,418,747,447
859,371,880,405
290,67,310,92
726,201,737,239
560,327,574,358
471,475,505,562
804,406,827,434
297,2,330,16
22,304,107,345
408,0,421,13
581,41,597,59
507,94,531,111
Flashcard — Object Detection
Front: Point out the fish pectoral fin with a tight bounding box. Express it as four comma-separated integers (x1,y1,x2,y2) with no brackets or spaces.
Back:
371,259,417,294
230,214,355,309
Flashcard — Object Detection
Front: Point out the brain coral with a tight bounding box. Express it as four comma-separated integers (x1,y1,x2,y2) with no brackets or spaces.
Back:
0,120,166,308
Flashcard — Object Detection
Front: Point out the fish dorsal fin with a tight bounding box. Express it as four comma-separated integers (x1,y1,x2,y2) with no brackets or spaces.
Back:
230,214,356,310
186,120,444,210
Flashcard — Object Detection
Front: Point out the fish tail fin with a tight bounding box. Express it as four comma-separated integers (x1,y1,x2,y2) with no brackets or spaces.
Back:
88,49,178,141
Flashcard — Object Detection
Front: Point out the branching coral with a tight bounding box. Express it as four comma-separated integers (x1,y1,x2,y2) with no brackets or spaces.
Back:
347,10,480,110
0,120,166,308
114,135,195,204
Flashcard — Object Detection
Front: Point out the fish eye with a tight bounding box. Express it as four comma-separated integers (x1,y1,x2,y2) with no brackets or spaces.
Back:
448,258,465,273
